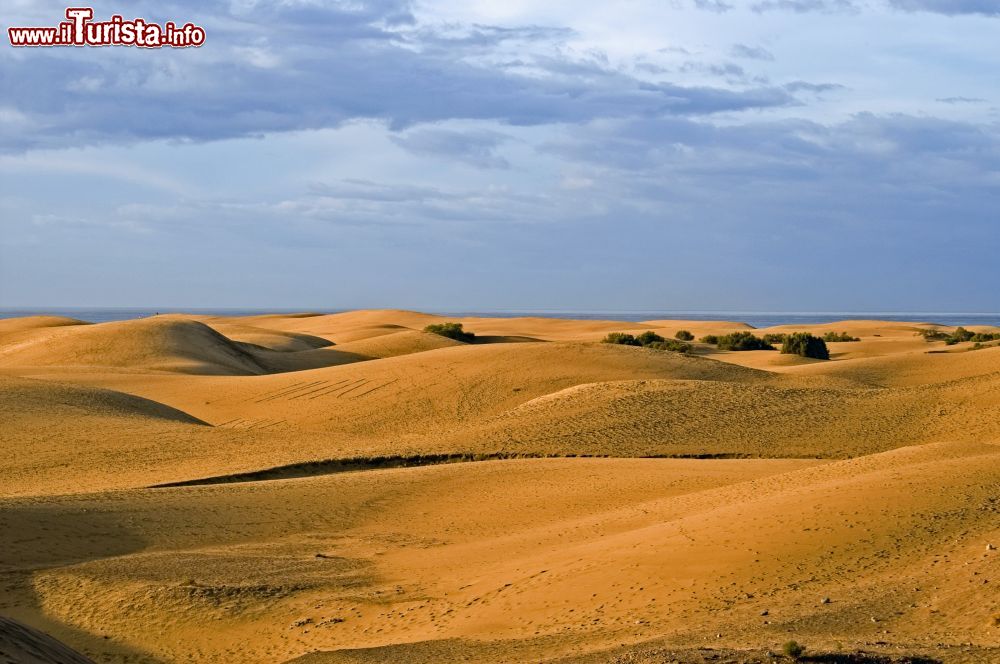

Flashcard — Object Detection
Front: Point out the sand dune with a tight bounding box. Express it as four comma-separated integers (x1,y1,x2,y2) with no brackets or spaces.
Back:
208,323,334,353
0,318,267,375
0,315,88,334
331,329,465,359
2,311,999,662
2,444,997,663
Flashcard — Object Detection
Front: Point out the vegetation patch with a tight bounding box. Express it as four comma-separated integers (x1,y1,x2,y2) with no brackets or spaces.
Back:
715,331,776,351
782,640,806,659
602,332,642,346
646,339,692,354
424,322,475,343
781,333,830,360
822,331,861,342
919,327,1000,346
636,331,666,346
603,331,690,353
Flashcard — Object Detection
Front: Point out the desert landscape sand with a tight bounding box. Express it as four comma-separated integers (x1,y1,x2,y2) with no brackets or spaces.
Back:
2,310,999,663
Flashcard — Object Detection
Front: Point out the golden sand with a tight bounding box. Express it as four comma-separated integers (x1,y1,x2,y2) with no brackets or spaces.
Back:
1,311,998,662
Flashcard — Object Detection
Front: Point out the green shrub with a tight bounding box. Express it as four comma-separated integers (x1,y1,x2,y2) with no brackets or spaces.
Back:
782,640,806,659
952,326,975,342
602,332,641,346
919,329,950,342
675,330,694,341
646,339,692,354
781,332,830,360
636,330,666,346
762,333,787,345
822,331,860,342
716,332,775,351
699,334,719,345
423,322,475,343
924,326,1000,345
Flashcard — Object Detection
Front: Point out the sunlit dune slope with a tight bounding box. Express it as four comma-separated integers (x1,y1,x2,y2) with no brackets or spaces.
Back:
3,442,998,663
0,315,88,334
331,329,465,358
66,342,769,440
0,317,368,376
222,310,753,344
0,318,267,375
782,342,1000,388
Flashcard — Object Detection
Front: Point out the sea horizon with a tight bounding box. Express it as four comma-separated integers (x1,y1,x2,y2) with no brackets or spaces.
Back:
2,307,999,328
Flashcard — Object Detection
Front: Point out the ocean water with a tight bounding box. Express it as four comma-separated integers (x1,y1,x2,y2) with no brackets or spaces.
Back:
1,308,999,328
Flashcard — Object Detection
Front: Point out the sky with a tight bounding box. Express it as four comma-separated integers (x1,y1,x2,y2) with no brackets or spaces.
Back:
1,0,998,312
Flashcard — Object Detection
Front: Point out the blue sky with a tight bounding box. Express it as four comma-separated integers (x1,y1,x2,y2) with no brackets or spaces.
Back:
1,0,998,311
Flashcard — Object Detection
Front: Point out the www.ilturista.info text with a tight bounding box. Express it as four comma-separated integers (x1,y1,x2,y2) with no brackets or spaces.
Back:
8,8,205,48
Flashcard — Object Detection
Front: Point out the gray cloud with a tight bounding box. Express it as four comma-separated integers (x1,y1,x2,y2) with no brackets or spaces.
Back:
390,128,512,169
693,0,734,12
784,81,848,94
679,61,755,84
751,0,860,13
731,44,775,61
0,0,796,153
937,96,988,104
726,0,1000,15
887,0,1000,15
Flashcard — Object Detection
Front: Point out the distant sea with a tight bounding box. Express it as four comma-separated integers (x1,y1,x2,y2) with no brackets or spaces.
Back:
2,308,999,328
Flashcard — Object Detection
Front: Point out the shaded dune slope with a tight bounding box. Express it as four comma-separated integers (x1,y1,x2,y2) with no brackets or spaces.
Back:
0,615,95,664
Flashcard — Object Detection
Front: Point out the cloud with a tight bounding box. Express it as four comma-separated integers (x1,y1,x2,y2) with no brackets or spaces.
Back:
679,61,755,84
784,81,848,94
390,128,512,168
886,0,1000,15
693,0,734,12
731,44,775,61
750,0,860,13
936,96,988,104
738,0,1000,15
1,0,796,153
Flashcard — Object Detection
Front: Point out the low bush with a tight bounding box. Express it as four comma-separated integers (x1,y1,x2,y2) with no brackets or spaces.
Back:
782,640,806,659
716,331,775,351
675,330,694,341
762,333,787,344
919,329,950,342
423,322,475,343
604,331,690,353
952,326,975,342
822,331,860,342
699,334,719,345
781,332,830,360
636,330,666,346
646,339,692,354
602,332,641,346
920,327,1000,345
